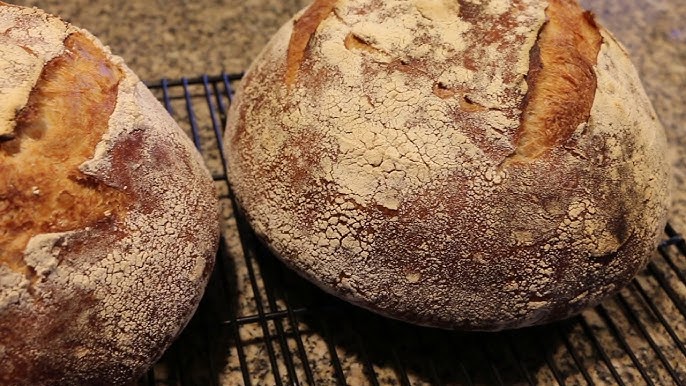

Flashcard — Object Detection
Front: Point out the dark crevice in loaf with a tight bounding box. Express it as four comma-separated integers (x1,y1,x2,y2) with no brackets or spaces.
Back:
0,132,14,142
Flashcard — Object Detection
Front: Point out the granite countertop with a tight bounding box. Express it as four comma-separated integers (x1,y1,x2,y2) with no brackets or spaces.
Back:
12,0,686,385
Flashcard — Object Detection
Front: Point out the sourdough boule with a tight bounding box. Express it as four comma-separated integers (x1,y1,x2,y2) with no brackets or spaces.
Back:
224,0,670,330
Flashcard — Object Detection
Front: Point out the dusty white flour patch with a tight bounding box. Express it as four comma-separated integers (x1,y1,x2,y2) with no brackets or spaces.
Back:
23,233,63,278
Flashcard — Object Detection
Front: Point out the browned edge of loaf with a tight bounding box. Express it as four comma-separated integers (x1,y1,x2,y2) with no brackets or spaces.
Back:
285,0,339,87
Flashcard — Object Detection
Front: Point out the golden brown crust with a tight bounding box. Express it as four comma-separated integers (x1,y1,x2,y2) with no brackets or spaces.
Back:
0,32,130,277
226,0,670,331
512,0,602,160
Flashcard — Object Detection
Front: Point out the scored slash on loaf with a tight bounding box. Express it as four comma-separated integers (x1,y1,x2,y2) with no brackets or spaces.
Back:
224,0,670,330
0,2,219,385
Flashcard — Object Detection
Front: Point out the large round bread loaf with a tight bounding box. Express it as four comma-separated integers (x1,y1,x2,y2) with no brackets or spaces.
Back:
225,0,670,330
0,3,219,384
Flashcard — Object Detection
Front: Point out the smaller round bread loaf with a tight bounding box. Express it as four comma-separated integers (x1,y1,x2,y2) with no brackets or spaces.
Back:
225,0,671,330
0,3,219,385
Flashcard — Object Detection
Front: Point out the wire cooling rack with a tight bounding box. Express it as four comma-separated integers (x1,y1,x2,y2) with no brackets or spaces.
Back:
137,74,686,385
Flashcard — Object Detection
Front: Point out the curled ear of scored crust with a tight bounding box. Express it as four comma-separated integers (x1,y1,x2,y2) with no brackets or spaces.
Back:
512,0,603,161
0,3,219,384
225,0,670,330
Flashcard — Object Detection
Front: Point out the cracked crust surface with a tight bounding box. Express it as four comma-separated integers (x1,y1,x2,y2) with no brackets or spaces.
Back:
225,0,670,330
0,3,219,384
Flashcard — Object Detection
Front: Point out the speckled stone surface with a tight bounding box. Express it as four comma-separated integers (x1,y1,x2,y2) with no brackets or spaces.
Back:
9,0,686,384
14,0,312,79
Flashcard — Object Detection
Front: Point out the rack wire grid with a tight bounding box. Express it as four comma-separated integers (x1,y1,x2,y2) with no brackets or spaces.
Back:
138,73,686,386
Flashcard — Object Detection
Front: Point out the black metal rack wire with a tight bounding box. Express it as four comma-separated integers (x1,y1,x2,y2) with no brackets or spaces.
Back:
138,73,686,386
